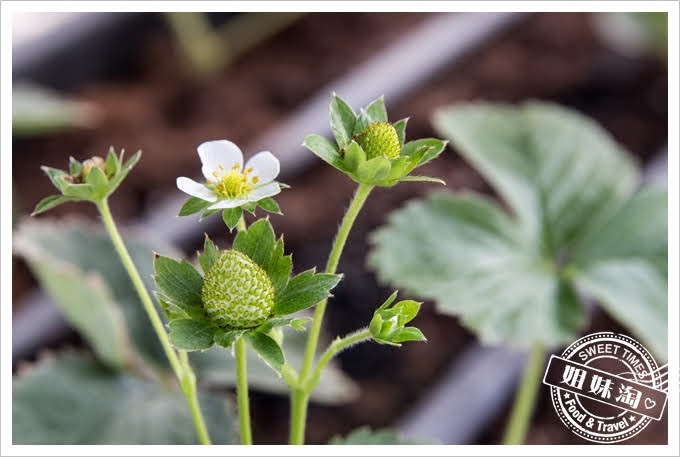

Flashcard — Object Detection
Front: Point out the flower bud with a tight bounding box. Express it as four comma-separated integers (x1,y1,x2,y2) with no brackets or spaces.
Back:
202,250,275,329
355,122,401,160
81,156,106,178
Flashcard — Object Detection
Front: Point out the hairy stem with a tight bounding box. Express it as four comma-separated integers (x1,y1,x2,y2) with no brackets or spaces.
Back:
179,351,212,445
235,337,253,445
290,182,374,444
96,198,211,445
309,328,371,389
502,342,546,445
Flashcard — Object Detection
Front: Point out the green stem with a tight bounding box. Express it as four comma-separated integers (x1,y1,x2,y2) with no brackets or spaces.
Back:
291,183,374,444
309,329,371,389
502,342,546,445
235,337,253,445
179,352,212,445
96,198,212,445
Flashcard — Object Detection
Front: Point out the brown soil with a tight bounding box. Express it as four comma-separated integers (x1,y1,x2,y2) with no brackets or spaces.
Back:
12,12,667,444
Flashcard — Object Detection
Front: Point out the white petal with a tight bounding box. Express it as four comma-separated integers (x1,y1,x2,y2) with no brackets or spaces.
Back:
246,182,281,201
176,177,217,202
207,198,249,210
197,140,243,180
244,151,279,185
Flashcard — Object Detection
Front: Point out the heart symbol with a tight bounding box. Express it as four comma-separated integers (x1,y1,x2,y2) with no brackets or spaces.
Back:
644,398,656,409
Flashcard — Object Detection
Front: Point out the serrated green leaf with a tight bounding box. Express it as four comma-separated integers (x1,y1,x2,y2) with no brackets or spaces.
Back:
243,332,285,374
273,269,342,316
178,196,211,216
168,319,216,351
198,234,219,273
31,195,75,216
570,186,668,359
329,94,356,148
153,256,204,319
393,117,408,147
343,140,366,171
221,206,242,230
233,218,291,293
369,193,586,347
257,197,282,215
303,134,349,173
357,156,391,182
372,101,664,351
12,352,236,444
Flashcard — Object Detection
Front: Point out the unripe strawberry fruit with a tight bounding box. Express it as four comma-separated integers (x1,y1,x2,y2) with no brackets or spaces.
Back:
202,250,275,329
355,122,401,160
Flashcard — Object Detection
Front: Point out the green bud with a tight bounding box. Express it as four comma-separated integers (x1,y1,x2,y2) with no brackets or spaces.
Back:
202,250,275,329
355,122,401,160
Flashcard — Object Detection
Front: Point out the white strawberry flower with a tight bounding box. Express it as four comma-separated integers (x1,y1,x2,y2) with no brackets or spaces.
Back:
177,140,281,209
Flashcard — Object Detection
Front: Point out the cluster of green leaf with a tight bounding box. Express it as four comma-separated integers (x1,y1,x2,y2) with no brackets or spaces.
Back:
369,291,426,346
33,147,140,214
154,218,341,375
369,102,667,359
12,219,356,444
303,94,447,186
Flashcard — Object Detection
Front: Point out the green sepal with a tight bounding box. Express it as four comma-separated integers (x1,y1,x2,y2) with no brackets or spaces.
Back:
303,134,349,173
222,207,242,231
272,269,342,316
257,197,282,215
68,157,82,176
85,166,109,195
214,329,246,349
393,117,408,147
343,141,366,171
61,183,96,199
356,156,391,182
107,150,141,196
329,93,357,149
198,234,218,273
168,319,216,351
232,218,292,294
31,195,76,216
178,197,211,216
199,208,221,221
399,176,446,185
40,166,69,191
105,147,120,176
153,255,205,319
241,202,257,215
243,331,285,374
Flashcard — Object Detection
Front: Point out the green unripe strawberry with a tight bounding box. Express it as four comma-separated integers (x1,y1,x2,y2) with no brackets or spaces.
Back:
355,121,401,160
201,250,275,329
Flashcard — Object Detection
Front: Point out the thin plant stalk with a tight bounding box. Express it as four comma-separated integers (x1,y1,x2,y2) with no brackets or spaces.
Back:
290,182,374,444
502,342,546,445
96,198,212,445
234,215,253,445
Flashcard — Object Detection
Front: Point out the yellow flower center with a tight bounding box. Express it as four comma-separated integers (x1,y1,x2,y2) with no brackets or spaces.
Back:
209,164,256,198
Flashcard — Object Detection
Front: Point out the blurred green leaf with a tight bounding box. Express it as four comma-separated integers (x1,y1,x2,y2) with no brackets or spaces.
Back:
12,84,97,137
168,319,216,351
329,426,426,444
371,102,666,355
14,219,182,368
12,352,236,444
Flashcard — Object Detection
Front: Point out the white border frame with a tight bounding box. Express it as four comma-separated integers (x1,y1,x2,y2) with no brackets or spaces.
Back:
2,1,678,456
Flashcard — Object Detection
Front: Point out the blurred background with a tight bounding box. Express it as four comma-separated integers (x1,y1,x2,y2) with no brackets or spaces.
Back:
12,12,668,444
